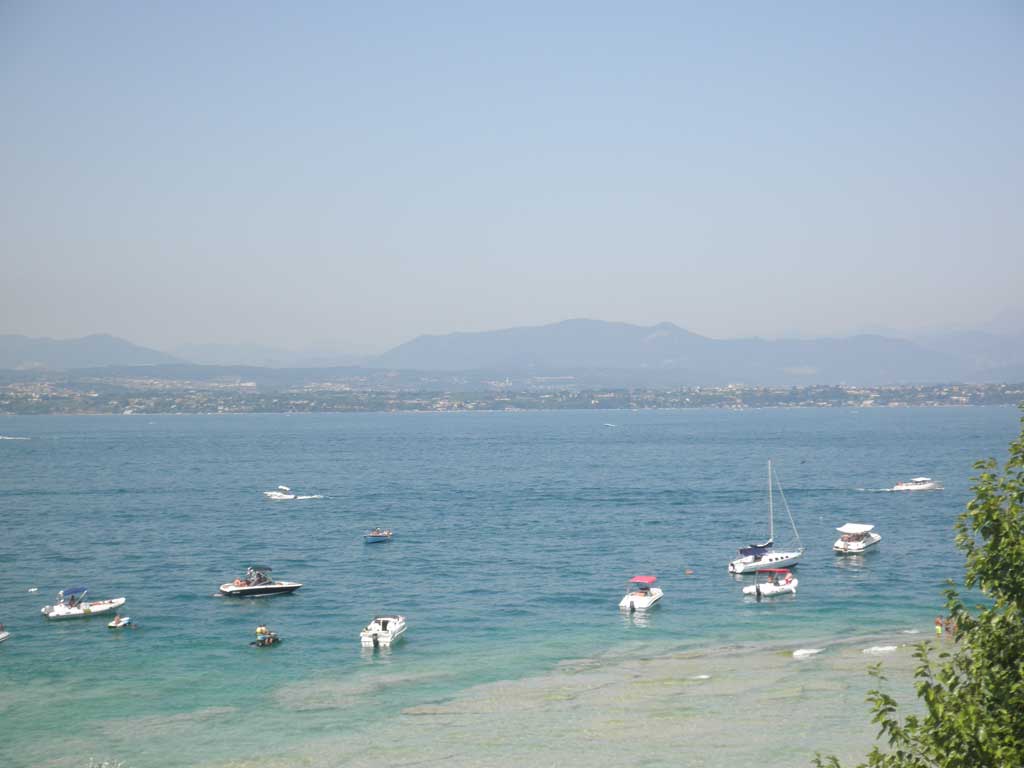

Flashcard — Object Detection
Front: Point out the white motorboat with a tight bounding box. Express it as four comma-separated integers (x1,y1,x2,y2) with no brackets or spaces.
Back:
742,568,798,599
618,575,664,611
108,615,132,629
729,461,805,574
41,588,126,620
834,523,882,553
264,485,297,500
360,615,407,647
0,625,9,643
893,477,943,491
219,566,302,597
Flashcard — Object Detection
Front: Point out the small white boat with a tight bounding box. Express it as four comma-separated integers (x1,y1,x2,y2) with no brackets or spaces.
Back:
264,485,297,500
618,575,663,611
360,615,407,647
0,625,9,643
107,615,132,629
41,588,126,620
892,477,943,491
729,461,805,574
834,523,882,553
219,565,302,597
742,568,797,599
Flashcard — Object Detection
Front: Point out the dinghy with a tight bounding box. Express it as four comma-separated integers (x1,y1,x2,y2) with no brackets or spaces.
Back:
41,588,126,619
742,569,797,599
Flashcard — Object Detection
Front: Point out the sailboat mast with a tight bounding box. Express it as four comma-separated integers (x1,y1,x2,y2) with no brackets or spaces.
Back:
768,460,774,542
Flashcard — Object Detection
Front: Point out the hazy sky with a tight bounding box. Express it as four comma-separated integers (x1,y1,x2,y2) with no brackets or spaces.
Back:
2,2,1021,353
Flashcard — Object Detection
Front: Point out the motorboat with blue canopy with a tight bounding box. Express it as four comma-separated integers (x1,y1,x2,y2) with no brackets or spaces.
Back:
41,587,126,619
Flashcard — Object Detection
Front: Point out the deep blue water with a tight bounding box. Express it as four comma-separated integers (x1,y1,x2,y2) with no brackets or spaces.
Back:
0,407,1019,767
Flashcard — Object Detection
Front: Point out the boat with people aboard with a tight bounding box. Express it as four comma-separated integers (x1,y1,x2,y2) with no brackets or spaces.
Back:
892,477,943,491
728,460,804,574
40,588,126,619
364,528,393,543
742,568,798,599
618,575,663,611
833,523,882,554
108,614,132,629
218,566,302,597
360,615,407,647
251,625,282,647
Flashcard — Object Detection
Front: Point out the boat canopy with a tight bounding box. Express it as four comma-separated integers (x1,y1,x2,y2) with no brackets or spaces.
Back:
629,575,657,584
249,565,272,572
739,545,770,557
837,523,875,534
61,587,87,595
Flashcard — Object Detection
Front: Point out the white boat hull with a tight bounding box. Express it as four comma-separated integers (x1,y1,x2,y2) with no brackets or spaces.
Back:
729,549,803,574
619,587,663,611
219,580,302,597
264,491,297,500
892,480,942,491
360,616,407,647
834,532,882,553
0,631,9,643
743,578,798,597
41,597,126,619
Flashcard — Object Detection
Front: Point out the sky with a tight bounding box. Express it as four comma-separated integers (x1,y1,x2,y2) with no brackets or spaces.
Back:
1,2,1021,354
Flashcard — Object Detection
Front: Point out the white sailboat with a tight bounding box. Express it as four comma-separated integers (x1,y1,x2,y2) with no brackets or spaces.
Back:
728,461,804,574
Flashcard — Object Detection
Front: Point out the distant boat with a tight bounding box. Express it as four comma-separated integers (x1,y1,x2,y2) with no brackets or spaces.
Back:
618,576,663,611
892,477,943,491
728,461,804,574
834,523,882,554
364,528,393,544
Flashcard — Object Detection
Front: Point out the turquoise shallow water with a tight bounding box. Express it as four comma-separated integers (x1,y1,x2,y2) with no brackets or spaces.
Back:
0,406,1019,767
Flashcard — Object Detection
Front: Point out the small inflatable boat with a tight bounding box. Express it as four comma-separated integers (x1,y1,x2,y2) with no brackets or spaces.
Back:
108,616,132,629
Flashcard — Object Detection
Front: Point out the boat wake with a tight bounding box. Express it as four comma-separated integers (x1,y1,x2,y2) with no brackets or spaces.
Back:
295,494,323,500
855,488,895,493
0,435,30,440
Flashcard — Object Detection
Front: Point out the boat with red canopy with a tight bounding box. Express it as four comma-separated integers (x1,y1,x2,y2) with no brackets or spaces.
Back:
741,568,797,599
618,575,664,611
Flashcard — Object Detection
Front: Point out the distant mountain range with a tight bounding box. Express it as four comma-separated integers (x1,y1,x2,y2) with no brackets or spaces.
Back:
0,334,179,370
2,320,1022,385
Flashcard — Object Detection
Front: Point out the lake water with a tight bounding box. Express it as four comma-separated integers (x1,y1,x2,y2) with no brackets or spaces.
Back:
1,406,1019,767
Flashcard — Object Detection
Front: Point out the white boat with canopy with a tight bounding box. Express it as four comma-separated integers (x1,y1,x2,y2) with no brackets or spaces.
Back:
618,575,663,611
742,568,798,599
219,565,302,597
892,477,943,491
728,461,804,574
834,523,881,553
41,588,126,619
360,615,407,647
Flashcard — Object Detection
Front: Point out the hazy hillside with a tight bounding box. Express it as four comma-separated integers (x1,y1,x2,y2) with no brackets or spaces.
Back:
371,319,969,385
0,334,179,370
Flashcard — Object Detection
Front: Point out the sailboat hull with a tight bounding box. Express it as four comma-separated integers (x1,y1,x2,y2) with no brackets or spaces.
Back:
729,549,803,574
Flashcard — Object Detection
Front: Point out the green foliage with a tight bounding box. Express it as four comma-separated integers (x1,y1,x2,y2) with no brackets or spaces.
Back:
814,412,1024,768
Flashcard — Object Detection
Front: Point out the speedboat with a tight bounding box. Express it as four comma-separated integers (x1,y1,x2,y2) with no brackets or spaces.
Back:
41,588,126,619
618,576,663,611
108,615,132,629
264,485,297,500
364,528,393,543
360,615,407,647
728,461,805,574
218,566,302,597
742,568,797,599
834,523,882,553
893,477,943,491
